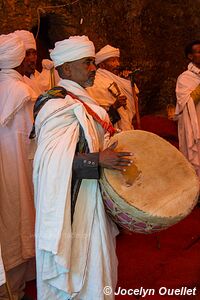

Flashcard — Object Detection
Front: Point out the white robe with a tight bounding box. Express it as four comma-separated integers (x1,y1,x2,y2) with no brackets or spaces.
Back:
33,79,118,300
24,70,43,96
0,69,36,271
175,62,200,178
0,245,5,287
86,68,136,131
24,68,60,96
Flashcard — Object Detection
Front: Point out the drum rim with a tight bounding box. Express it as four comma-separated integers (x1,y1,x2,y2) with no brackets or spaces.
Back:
100,130,199,228
100,171,186,226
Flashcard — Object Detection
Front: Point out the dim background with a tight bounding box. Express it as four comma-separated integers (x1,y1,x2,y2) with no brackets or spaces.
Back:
1,0,200,115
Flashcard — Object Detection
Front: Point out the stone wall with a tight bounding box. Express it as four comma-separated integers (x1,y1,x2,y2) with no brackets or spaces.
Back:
1,0,200,114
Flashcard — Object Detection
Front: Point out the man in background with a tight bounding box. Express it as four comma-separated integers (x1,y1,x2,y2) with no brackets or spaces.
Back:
87,44,137,130
0,246,5,290
14,30,59,94
0,32,36,300
175,40,200,179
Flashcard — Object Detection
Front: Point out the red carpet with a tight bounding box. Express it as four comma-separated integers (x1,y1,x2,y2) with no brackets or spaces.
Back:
115,206,200,299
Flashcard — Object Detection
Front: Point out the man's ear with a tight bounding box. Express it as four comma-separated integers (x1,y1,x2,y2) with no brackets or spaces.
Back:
62,62,71,78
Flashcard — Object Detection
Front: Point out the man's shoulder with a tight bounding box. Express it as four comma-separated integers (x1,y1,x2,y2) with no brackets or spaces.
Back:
96,68,113,80
177,69,191,79
95,68,125,88
177,70,199,84
33,86,78,119
8,77,31,94
176,69,196,85
5,77,39,102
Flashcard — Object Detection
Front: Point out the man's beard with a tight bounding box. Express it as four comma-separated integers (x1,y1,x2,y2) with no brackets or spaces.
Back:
84,71,96,87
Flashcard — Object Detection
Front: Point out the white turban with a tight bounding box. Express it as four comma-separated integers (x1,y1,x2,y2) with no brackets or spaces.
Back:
0,33,25,69
14,30,36,50
95,45,120,65
50,35,95,67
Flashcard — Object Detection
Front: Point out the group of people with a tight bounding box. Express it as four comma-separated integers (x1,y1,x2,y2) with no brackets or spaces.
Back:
0,27,200,300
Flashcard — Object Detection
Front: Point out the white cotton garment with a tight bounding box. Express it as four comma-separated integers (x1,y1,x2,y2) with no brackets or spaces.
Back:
95,45,120,65
0,245,6,287
24,71,44,96
87,68,136,131
50,36,95,67
34,80,118,300
0,33,25,69
0,69,36,271
24,66,60,95
14,30,36,50
175,62,200,179
0,69,37,126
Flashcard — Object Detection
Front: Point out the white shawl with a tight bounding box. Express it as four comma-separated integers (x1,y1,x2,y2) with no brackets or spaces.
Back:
86,68,136,131
0,245,5,287
0,69,37,126
34,80,118,299
175,62,200,176
24,67,60,95
0,69,36,270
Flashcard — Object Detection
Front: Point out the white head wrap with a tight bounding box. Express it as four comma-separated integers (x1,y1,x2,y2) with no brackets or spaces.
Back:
50,35,95,67
95,44,120,65
0,33,25,69
14,30,36,50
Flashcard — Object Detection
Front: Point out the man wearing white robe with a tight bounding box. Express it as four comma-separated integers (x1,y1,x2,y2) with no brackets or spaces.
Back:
0,33,36,299
87,45,136,131
14,30,59,95
33,36,133,300
175,40,200,180
0,246,5,288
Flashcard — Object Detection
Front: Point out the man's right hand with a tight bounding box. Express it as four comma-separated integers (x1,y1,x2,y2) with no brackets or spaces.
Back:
113,95,127,110
99,141,133,171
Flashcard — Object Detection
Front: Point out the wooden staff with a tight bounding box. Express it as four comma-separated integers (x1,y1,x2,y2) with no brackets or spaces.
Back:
130,75,141,129
5,279,14,300
50,67,56,89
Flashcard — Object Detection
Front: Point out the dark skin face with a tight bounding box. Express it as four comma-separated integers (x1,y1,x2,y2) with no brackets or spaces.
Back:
188,44,200,68
98,57,120,75
99,56,127,109
60,57,96,88
14,63,25,76
22,49,37,78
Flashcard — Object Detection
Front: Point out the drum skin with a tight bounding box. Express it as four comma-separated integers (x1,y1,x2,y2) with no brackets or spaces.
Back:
100,130,199,233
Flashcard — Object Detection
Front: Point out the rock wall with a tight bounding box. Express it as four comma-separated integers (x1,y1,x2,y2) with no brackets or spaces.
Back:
1,0,200,114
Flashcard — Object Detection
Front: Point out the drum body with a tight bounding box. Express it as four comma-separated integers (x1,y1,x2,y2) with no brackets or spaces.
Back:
100,130,199,233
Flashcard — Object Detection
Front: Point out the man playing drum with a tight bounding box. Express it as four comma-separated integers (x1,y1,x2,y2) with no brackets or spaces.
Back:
32,35,133,300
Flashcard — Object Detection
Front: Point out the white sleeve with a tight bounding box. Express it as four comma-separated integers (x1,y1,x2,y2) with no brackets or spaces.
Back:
0,245,6,286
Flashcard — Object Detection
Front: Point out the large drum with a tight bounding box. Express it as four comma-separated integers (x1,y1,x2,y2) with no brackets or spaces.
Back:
100,130,199,233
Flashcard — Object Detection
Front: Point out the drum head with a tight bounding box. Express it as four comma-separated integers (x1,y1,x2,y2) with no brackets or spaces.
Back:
101,130,199,232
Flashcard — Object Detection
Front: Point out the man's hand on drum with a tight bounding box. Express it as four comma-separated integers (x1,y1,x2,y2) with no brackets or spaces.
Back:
99,141,133,171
